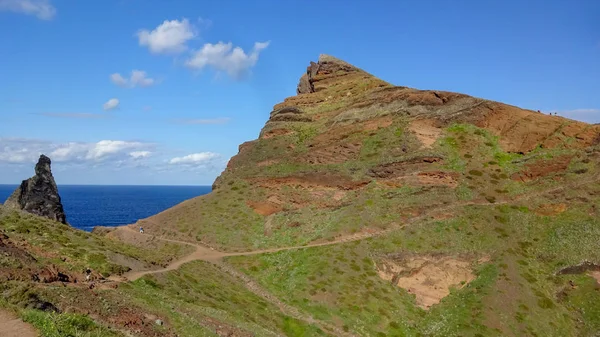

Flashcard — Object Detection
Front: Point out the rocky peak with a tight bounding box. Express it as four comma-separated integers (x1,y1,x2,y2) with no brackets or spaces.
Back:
35,154,52,177
4,154,67,224
296,54,365,95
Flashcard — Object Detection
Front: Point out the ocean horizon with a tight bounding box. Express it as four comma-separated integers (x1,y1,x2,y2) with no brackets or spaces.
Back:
0,184,212,231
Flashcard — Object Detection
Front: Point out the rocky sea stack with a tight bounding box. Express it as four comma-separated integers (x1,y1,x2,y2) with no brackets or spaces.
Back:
4,154,67,224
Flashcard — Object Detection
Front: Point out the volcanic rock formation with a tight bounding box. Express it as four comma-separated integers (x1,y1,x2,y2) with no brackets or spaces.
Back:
141,54,600,249
4,155,67,224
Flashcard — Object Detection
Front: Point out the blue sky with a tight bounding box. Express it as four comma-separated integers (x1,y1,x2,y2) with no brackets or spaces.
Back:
0,0,598,185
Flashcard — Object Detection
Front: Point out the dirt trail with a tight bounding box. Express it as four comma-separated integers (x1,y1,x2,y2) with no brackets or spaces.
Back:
122,173,600,282
0,310,37,337
122,235,227,281
119,230,357,337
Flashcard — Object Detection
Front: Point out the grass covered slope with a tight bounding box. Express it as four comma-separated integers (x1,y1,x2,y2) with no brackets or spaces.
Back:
227,179,600,336
0,206,327,336
0,205,193,277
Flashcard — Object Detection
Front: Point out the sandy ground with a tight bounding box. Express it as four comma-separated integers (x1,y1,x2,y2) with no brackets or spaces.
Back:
408,119,442,148
590,271,600,285
0,310,37,337
377,256,475,309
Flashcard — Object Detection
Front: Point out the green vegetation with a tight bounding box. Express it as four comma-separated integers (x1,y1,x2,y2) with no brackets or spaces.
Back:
121,261,327,336
559,275,600,335
22,310,121,337
439,123,523,173
293,124,319,147
228,244,424,336
229,184,600,336
0,208,329,336
0,207,192,275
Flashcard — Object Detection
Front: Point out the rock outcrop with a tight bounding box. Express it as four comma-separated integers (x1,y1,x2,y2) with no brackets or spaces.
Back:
296,54,362,95
4,155,67,224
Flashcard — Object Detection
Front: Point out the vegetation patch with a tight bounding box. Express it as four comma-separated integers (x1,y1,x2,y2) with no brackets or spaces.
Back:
22,310,120,337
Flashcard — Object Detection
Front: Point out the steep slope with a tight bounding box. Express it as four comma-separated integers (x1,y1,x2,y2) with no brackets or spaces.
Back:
4,155,67,224
138,54,599,251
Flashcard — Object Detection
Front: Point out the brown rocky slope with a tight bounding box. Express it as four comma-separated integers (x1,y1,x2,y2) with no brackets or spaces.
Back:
135,54,599,250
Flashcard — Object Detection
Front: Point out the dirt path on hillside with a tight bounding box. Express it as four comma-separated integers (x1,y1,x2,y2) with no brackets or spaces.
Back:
122,173,600,282
0,310,37,337
118,229,358,337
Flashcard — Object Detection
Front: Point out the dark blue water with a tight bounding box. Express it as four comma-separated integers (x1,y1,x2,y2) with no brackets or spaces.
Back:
0,185,211,231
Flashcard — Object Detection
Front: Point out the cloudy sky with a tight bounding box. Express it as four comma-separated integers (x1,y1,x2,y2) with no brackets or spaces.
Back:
0,0,599,185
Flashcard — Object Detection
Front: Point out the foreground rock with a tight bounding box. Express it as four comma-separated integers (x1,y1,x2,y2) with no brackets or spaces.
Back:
4,155,67,224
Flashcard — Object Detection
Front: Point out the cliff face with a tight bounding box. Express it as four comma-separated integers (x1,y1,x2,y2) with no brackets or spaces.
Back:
4,155,67,224
142,54,600,250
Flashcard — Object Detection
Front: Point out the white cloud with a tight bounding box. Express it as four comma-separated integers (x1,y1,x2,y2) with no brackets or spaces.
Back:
110,73,128,87
129,151,151,159
185,41,270,79
110,70,156,88
0,138,228,184
0,0,56,20
103,98,120,111
0,138,44,164
169,152,220,165
47,140,147,162
85,140,144,160
175,117,231,125
137,18,196,54
0,138,152,165
130,70,155,87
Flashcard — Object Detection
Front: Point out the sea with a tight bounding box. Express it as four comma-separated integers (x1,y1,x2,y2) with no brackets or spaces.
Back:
0,185,211,231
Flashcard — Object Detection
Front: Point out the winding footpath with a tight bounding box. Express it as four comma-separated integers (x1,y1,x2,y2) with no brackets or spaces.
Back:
0,310,37,337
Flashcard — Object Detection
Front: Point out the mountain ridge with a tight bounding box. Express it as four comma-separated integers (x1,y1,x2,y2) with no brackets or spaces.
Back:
140,55,599,250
